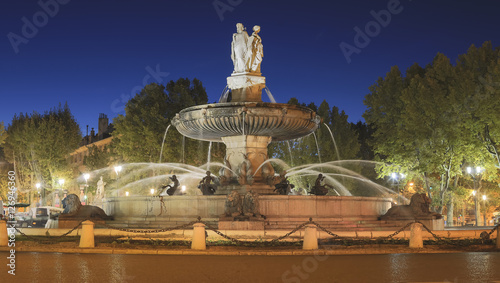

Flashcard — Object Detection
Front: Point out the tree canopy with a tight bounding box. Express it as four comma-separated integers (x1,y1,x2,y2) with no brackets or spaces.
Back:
3,103,81,194
364,41,500,213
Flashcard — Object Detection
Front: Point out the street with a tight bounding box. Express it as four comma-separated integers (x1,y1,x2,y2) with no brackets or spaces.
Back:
1,251,500,282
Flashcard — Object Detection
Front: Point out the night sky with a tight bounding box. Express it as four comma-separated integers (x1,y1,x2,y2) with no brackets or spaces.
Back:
2,0,500,133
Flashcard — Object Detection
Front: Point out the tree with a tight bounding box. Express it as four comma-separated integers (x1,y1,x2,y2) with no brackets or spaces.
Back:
83,145,112,171
364,49,497,214
112,78,218,165
0,122,6,146
3,104,81,202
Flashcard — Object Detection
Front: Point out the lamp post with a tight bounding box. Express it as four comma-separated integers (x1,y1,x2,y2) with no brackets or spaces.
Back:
482,194,487,226
467,166,482,226
390,172,405,204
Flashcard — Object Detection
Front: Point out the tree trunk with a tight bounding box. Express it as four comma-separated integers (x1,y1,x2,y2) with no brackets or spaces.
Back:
446,195,454,227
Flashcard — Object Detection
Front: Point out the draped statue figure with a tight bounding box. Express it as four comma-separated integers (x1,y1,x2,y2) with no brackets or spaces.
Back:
231,23,263,74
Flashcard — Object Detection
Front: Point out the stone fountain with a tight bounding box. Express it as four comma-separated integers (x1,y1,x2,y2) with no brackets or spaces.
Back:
172,23,320,195
104,23,442,231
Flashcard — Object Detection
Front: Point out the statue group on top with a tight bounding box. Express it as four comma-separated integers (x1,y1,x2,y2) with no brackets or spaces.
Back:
231,23,263,74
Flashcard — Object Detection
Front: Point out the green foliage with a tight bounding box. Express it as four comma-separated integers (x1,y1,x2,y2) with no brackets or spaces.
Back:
3,103,81,195
364,41,500,213
0,122,6,146
83,145,112,171
112,78,223,166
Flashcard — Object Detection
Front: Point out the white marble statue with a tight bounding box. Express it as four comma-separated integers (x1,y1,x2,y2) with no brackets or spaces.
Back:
231,23,249,73
247,25,263,73
96,176,106,199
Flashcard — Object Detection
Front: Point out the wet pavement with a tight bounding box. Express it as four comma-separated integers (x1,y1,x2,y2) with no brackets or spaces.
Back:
1,251,500,282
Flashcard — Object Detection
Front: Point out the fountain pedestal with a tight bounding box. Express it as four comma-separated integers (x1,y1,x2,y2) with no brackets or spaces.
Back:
227,73,265,102
221,135,274,190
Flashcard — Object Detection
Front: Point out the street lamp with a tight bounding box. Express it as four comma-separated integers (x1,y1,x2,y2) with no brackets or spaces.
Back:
467,166,483,226
150,188,155,195
390,172,405,204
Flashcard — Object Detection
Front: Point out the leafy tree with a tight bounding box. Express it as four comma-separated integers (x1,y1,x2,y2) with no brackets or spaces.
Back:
0,122,6,146
3,104,81,203
83,145,112,171
112,78,222,165
364,48,498,214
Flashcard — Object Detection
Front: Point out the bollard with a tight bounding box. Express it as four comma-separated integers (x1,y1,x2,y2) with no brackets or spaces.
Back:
0,220,8,247
303,224,318,250
497,227,500,249
191,223,206,250
79,220,95,248
409,222,423,249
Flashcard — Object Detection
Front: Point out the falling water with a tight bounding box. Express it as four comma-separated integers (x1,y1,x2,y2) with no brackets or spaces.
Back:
181,136,185,163
207,141,212,171
286,140,294,166
159,125,171,163
322,123,340,161
218,85,230,103
312,132,322,164
264,86,276,103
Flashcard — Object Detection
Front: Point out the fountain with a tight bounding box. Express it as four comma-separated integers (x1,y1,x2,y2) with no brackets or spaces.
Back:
103,23,443,231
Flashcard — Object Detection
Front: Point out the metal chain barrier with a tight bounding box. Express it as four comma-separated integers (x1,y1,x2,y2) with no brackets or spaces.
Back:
13,219,87,244
487,223,500,237
95,219,200,234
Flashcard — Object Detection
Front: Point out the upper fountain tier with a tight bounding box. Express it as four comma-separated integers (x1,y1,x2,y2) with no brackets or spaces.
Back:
172,102,320,142
172,23,320,142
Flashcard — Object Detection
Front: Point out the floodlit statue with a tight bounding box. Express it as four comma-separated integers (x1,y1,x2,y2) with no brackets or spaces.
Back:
273,173,294,195
380,193,443,220
247,25,263,73
96,176,106,199
61,194,113,220
231,23,249,73
224,190,242,217
160,175,180,196
198,171,217,195
310,174,334,196
243,190,261,217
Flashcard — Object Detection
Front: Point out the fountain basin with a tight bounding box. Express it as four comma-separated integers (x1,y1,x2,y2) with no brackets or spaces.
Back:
172,102,321,142
103,195,400,230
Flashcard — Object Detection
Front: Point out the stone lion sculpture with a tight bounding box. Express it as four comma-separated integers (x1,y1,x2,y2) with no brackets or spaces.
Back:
243,190,261,217
380,193,442,220
224,190,242,217
61,194,113,220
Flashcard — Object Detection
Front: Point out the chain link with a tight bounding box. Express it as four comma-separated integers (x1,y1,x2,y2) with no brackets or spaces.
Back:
487,223,499,236
13,219,87,244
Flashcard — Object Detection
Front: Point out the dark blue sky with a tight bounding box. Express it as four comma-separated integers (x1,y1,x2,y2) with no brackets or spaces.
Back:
2,0,500,133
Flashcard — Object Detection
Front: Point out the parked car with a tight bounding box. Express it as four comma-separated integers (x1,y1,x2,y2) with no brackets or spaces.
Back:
16,207,64,228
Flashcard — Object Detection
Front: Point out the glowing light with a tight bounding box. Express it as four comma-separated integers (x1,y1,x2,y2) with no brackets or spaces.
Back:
58,179,65,185
36,183,41,189
482,195,486,201
125,191,129,197
83,173,90,182
391,173,397,179
150,188,155,195
409,182,414,186
472,190,476,196
114,165,123,175
467,167,472,174
181,185,186,192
